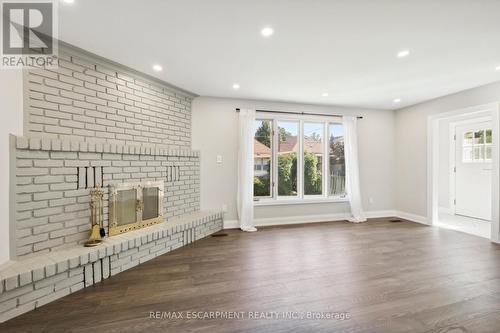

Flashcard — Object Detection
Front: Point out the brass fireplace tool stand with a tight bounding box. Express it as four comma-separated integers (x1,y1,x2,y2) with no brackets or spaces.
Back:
84,185,105,247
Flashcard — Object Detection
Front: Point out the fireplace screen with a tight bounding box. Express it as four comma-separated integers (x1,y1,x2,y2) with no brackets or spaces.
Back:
109,181,164,236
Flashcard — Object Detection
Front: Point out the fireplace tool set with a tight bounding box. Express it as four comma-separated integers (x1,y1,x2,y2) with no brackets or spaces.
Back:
84,185,105,247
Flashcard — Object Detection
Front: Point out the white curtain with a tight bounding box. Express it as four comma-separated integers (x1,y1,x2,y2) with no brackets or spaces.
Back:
343,116,367,223
237,109,257,232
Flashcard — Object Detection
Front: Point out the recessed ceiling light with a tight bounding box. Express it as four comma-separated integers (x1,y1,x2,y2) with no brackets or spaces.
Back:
321,92,329,97
397,50,410,58
393,98,401,103
232,83,240,90
63,0,74,3
152,64,163,72
261,26,274,37
496,65,500,71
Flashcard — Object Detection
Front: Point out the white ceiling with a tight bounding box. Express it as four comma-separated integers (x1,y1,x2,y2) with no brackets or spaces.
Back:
59,0,500,110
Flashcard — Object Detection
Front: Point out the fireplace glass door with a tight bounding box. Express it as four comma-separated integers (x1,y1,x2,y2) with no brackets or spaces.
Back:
116,189,137,226
142,187,159,220
109,181,164,236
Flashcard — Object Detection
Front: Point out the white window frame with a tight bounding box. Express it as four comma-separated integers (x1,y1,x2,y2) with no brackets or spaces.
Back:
253,113,347,206
461,128,493,163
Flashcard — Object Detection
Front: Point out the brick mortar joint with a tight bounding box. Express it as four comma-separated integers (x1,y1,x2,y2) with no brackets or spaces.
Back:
14,135,200,158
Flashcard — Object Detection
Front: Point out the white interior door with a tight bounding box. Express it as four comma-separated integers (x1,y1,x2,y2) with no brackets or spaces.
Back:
454,121,492,221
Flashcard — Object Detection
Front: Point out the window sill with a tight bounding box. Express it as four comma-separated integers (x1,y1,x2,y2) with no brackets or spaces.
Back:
254,197,349,206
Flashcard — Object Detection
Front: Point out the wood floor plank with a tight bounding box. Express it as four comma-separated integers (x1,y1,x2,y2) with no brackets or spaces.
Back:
1,218,500,333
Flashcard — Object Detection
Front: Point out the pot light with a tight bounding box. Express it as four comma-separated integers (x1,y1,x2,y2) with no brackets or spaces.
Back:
321,92,329,97
261,26,274,37
63,0,75,3
393,98,401,103
232,83,240,90
152,64,163,72
397,50,410,58
496,65,500,71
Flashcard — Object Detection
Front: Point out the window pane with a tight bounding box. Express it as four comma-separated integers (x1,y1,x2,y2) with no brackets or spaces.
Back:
329,123,346,197
473,146,483,160
486,146,492,160
304,122,323,195
254,120,272,197
278,121,298,196
474,130,484,144
486,129,492,144
463,132,473,145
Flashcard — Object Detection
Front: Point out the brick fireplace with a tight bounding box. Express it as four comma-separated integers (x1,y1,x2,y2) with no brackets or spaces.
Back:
0,43,223,322
15,136,201,257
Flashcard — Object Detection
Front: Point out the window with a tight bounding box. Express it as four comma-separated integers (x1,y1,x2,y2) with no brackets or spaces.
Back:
278,121,298,197
486,129,492,160
329,123,346,197
253,116,346,202
462,128,492,163
304,122,324,195
253,120,272,197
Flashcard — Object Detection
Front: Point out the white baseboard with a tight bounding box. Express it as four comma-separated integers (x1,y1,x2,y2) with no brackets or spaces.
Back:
224,210,402,229
395,211,429,225
223,214,349,229
254,213,349,227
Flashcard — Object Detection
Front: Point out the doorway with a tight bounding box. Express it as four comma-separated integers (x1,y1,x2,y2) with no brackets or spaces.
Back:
453,120,492,221
427,103,500,242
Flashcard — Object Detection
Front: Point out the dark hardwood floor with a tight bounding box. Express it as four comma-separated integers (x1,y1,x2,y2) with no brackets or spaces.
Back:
2,218,500,333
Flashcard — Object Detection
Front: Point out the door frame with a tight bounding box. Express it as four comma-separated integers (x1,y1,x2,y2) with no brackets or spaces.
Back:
427,102,500,242
449,117,492,216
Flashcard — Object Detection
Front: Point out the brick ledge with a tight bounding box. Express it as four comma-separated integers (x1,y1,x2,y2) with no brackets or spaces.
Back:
14,135,200,158
0,210,223,293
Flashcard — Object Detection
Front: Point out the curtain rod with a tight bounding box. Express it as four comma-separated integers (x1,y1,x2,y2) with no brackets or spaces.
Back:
235,108,363,119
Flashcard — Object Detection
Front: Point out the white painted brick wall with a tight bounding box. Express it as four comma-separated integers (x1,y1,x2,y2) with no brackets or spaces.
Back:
27,51,193,149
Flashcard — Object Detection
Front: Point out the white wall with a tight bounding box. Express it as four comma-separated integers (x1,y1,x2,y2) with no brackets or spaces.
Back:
396,82,500,219
0,71,24,264
192,97,396,225
438,118,451,211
